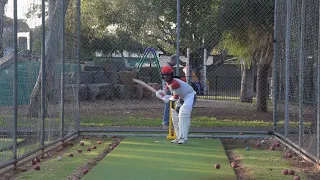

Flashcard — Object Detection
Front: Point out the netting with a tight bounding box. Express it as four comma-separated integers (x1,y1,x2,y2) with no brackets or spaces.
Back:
0,0,79,169
2,0,320,171
275,0,319,160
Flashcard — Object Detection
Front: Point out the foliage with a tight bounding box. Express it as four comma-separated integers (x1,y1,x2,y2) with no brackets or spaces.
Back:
218,0,274,64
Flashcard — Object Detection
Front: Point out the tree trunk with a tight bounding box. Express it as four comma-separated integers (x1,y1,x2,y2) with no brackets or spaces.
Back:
0,0,8,58
28,0,69,117
240,60,254,103
256,63,270,112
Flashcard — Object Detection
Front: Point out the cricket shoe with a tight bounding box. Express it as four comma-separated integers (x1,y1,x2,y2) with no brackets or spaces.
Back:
178,138,187,144
171,138,179,143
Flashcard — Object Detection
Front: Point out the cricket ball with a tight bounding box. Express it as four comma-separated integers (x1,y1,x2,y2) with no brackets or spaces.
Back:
282,169,288,175
87,147,91,151
286,153,292,158
214,164,220,169
92,145,97,149
294,176,300,180
97,141,102,144
57,156,62,161
80,142,84,146
269,145,275,151
288,170,295,175
34,165,40,170
77,149,82,153
231,162,238,168
274,141,280,147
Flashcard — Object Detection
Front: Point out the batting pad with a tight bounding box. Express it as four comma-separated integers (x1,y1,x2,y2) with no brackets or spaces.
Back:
82,137,236,180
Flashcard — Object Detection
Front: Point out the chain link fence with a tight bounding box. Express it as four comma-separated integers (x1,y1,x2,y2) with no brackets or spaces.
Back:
2,0,320,173
274,0,320,162
78,0,275,130
0,0,80,170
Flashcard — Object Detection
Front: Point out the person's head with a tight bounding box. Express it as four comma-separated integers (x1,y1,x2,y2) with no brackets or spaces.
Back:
168,54,178,67
161,65,174,82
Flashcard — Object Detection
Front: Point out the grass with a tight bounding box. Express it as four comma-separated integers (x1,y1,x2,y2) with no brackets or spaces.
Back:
234,149,307,179
80,115,311,128
0,138,24,150
0,116,74,128
0,114,312,131
16,137,113,180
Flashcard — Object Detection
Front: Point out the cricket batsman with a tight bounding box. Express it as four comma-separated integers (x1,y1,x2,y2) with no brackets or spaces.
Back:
156,65,196,144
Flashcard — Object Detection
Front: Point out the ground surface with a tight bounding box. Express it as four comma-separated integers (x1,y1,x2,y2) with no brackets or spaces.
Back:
223,137,320,180
79,99,276,121
1,136,320,180
83,137,236,180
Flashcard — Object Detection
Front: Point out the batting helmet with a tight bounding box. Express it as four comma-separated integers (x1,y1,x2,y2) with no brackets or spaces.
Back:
161,65,174,74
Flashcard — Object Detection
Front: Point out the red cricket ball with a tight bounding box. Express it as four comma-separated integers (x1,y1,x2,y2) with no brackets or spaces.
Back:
282,169,288,175
288,170,295,175
231,162,238,168
294,175,300,180
34,165,40,170
286,153,292,158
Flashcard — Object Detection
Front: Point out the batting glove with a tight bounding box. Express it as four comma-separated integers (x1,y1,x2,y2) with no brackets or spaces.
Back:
169,96,179,102
156,90,165,99
162,95,170,103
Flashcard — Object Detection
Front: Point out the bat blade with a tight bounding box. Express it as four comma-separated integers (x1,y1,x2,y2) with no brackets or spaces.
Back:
132,78,157,93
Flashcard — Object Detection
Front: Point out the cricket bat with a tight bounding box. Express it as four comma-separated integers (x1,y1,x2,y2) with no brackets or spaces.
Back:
132,78,157,93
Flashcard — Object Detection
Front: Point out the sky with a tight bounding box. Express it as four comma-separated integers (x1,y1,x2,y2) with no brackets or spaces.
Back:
5,0,42,28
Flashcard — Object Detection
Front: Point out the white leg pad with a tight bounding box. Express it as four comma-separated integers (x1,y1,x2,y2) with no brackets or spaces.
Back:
171,108,180,143
178,105,192,142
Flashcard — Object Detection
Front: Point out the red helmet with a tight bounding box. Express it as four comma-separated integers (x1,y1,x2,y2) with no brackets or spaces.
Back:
161,65,174,74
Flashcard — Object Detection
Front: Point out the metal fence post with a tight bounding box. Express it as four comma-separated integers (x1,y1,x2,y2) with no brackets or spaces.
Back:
284,0,292,138
203,49,207,95
317,0,320,164
299,0,305,148
76,0,81,134
272,0,279,133
40,0,46,151
176,0,180,77
60,0,65,139
186,48,190,84
13,0,18,168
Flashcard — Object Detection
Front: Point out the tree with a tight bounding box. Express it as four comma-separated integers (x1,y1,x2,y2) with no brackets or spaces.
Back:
80,0,223,72
0,0,8,58
29,0,70,117
218,0,274,111
80,0,146,58
146,0,223,75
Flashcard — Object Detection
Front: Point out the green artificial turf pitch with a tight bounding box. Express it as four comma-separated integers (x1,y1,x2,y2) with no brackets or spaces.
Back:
82,137,236,180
